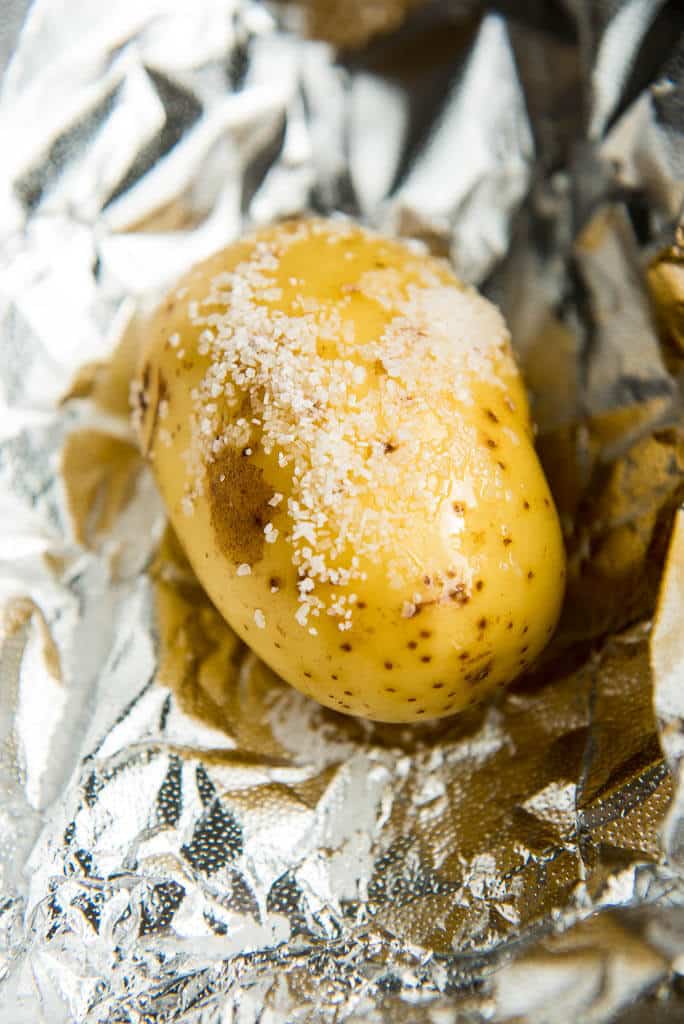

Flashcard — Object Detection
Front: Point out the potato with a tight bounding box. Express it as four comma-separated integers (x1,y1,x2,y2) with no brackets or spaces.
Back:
135,218,565,723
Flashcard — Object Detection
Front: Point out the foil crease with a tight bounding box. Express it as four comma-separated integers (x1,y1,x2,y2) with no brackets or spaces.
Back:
1,1,684,1021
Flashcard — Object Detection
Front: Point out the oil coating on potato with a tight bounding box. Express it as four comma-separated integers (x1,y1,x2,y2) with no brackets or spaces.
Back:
135,218,565,722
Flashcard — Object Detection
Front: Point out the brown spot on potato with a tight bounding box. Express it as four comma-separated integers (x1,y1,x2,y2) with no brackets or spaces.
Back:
408,641,418,650
470,659,493,683
207,447,273,564
407,697,417,703
459,651,469,660
419,630,431,639
449,585,469,604
452,501,465,515
385,686,397,693
384,441,397,454
340,642,352,652
139,367,169,456
503,537,512,546
331,674,338,680
139,363,151,411
384,661,393,670
357,601,367,609
269,577,281,591
304,671,312,679
432,682,444,690
478,617,487,630
421,655,431,663
485,408,499,423
416,709,426,715
344,690,353,696
507,621,513,630
527,571,535,580
475,580,484,592
523,500,530,510
485,438,497,449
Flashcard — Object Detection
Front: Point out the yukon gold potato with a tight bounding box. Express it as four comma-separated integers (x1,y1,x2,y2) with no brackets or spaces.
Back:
135,219,565,722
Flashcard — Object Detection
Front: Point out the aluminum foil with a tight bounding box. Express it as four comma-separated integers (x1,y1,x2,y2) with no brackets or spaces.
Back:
2,1,684,1021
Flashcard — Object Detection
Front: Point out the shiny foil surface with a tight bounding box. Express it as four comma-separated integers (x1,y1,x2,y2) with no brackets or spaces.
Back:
2,1,684,1021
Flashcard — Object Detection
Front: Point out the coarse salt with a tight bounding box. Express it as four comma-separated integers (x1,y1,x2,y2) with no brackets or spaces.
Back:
180,220,511,631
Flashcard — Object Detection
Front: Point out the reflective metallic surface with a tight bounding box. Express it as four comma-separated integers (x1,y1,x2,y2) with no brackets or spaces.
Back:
2,1,684,1020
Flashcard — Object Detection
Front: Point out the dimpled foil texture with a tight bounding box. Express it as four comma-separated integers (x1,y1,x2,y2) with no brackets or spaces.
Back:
2,1,684,1021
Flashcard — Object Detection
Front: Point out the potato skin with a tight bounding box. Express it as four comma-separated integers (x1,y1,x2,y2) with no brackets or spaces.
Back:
136,219,565,722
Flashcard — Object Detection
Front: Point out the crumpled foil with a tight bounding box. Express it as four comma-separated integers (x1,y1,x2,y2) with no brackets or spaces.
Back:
2,1,684,1021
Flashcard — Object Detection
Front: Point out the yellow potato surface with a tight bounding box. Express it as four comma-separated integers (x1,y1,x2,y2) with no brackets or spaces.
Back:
135,219,565,722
